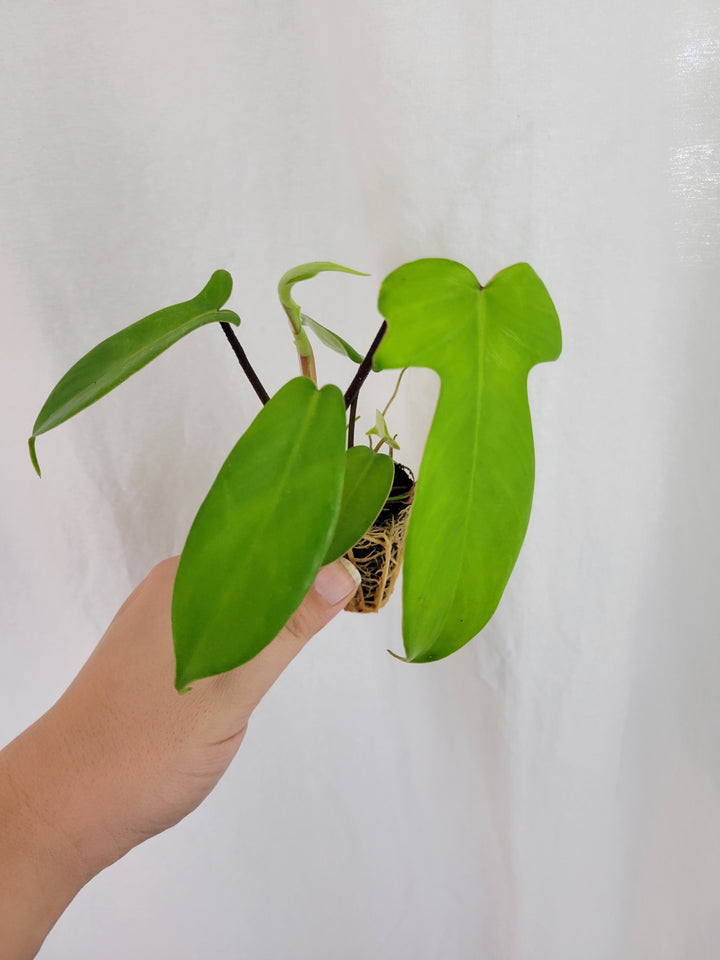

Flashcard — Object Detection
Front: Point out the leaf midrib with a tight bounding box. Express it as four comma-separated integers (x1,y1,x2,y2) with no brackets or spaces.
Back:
415,290,487,658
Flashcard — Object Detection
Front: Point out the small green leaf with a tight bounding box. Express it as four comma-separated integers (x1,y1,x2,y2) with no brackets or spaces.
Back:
301,314,363,363
374,259,561,663
277,261,368,334
366,409,385,437
323,446,394,564
366,410,401,451
28,270,239,475
172,377,346,690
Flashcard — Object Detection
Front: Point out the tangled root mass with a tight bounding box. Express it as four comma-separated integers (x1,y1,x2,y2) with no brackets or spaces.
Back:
345,461,415,613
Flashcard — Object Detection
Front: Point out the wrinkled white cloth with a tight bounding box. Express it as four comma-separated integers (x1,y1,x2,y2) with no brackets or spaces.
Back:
1,1,719,957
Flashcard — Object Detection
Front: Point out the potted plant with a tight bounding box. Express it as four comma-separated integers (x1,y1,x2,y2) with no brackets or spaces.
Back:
28,258,561,690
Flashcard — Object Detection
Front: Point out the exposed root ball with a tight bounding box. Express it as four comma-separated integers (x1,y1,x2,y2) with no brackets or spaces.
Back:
344,461,415,613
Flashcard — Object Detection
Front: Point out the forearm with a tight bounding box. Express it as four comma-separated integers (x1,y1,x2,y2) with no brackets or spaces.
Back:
0,713,103,960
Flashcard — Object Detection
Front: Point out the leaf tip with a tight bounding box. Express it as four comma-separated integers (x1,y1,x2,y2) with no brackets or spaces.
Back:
317,262,370,278
174,667,194,694
28,436,41,477
386,648,409,662
173,641,194,692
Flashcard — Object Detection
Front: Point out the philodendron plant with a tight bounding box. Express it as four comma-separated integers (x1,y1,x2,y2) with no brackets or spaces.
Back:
29,258,561,690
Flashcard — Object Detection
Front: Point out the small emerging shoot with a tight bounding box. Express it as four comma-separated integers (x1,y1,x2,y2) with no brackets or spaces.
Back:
363,367,407,455
366,409,400,454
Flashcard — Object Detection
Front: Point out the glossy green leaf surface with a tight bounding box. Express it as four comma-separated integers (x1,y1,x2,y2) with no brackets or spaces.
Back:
29,270,239,476
277,261,368,333
172,377,346,690
373,259,561,662
301,313,363,363
323,446,394,564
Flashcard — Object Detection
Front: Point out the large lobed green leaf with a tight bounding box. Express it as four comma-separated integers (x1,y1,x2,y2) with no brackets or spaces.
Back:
29,270,239,475
172,377,347,691
374,259,561,662
323,445,394,564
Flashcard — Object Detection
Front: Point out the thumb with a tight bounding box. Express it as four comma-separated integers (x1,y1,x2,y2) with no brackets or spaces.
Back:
202,557,362,722
286,557,363,641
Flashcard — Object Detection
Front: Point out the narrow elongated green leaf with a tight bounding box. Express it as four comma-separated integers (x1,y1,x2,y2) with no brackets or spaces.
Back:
172,377,346,690
374,259,561,663
277,261,368,332
323,446,394,564
29,270,239,476
301,313,363,363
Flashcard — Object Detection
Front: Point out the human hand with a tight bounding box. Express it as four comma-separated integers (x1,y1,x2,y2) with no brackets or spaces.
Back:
0,555,361,960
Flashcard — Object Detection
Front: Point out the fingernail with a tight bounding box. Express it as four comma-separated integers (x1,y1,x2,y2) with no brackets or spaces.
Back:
314,558,362,606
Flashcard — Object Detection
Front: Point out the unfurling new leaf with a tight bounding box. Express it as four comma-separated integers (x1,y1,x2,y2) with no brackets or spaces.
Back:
277,261,368,334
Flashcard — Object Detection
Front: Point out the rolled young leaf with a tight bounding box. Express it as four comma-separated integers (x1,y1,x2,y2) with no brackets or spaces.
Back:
323,445,394,564
28,269,239,475
172,376,346,690
373,259,561,663
277,261,368,333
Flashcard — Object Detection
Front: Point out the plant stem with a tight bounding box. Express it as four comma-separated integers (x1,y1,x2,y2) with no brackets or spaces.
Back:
298,342,317,383
220,322,270,405
280,298,318,384
382,367,408,417
343,320,387,409
372,436,397,456
347,394,359,448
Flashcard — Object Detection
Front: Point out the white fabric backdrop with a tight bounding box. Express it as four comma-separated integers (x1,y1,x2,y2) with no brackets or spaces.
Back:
2,1,719,957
